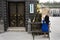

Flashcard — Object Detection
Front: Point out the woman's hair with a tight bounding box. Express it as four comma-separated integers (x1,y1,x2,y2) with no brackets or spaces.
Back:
44,15,49,24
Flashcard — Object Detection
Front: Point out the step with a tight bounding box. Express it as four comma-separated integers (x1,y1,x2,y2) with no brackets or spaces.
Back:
7,27,26,32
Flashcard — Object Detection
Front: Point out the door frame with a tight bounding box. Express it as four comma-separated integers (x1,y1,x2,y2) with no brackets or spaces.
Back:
8,2,25,27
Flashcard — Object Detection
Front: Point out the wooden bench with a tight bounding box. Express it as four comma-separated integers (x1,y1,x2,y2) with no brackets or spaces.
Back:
29,22,50,40
29,31,50,40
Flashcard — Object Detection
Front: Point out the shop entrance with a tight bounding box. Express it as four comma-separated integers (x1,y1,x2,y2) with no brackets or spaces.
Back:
8,2,25,27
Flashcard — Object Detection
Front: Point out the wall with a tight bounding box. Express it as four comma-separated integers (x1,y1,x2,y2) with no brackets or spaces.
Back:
0,0,6,32
1,0,37,31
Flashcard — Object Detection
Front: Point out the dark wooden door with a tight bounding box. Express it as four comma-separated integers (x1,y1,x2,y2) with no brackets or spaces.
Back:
8,2,25,27
17,3,25,27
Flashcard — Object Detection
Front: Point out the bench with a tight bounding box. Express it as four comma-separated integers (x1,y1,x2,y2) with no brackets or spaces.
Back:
28,22,50,40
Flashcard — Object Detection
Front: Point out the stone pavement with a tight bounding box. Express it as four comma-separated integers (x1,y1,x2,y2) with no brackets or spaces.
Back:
0,17,60,40
50,17,60,40
0,32,32,40
0,32,49,40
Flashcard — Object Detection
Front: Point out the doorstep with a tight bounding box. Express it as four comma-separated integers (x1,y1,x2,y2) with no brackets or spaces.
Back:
7,27,26,32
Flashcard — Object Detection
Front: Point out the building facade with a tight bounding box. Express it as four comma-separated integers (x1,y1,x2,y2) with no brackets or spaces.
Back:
0,0,37,32
40,3,60,16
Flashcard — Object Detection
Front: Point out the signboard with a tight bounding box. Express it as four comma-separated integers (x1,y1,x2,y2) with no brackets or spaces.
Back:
30,4,34,13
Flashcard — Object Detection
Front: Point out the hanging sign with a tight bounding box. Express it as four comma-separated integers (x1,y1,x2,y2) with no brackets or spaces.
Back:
30,4,34,13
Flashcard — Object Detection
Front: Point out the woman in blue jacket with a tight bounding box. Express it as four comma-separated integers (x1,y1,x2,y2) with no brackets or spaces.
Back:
42,15,50,37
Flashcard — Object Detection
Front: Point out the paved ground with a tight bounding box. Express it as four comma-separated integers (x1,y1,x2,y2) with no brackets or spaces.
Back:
0,17,60,40
0,32,49,40
50,17,60,40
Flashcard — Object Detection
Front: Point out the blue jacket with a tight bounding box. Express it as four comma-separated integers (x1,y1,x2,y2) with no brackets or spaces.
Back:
42,20,49,32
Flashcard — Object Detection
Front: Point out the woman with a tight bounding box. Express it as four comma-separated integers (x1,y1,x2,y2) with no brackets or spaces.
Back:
42,15,50,37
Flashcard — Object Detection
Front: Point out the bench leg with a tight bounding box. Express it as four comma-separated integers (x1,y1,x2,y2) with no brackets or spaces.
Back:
48,34,50,40
32,33,35,40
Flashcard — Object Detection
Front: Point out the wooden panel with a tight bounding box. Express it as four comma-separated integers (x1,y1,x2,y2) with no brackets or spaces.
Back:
17,3,25,27
8,2,25,27
9,3,16,27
